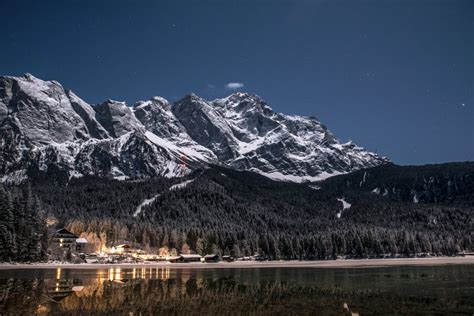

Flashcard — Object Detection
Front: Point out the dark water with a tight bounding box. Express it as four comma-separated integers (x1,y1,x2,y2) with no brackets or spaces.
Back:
0,265,473,315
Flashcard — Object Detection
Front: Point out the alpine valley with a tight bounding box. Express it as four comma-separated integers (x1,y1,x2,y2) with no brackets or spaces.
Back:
0,74,472,263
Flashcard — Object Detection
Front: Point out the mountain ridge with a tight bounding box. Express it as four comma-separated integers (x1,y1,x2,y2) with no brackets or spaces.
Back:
0,73,389,183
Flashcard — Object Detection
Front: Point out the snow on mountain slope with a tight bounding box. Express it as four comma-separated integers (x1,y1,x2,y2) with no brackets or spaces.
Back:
144,131,213,164
134,96,185,139
0,75,211,181
210,92,388,182
173,93,240,161
67,90,110,139
0,74,388,183
1,131,197,182
134,194,160,217
169,179,195,190
73,132,195,179
134,97,216,162
0,74,109,181
336,197,351,218
0,73,97,145
172,91,388,182
94,99,144,137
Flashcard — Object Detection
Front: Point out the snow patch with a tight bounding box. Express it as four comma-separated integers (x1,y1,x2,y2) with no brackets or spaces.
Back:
254,169,344,183
336,198,351,218
133,194,160,217
170,179,195,191
413,194,419,203
68,170,83,180
111,166,129,180
338,198,351,210
360,171,367,187
1,170,28,184
371,188,381,194
145,131,209,162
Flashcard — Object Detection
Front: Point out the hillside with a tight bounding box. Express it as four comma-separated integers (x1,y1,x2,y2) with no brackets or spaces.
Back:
1,162,471,262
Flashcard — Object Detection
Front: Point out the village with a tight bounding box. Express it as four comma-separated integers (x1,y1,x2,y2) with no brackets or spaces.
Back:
50,228,264,264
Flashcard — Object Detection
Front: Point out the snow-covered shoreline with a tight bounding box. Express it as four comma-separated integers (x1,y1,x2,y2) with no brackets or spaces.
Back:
1,257,473,270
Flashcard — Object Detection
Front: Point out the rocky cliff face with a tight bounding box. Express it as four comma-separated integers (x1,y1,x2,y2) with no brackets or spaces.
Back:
0,74,388,183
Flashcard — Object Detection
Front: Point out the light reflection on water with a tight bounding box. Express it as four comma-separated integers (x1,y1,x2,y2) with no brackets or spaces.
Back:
0,265,473,315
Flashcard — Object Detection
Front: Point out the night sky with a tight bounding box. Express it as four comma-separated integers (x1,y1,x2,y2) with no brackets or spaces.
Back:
1,0,472,165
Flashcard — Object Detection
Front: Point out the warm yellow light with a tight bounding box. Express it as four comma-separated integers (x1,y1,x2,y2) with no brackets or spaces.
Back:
56,268,61,280
36,304,49,313
97,270,104,285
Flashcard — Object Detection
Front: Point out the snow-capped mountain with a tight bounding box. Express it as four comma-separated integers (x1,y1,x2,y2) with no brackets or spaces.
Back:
174,91,387,181
0,74,211,182
0,74,388,183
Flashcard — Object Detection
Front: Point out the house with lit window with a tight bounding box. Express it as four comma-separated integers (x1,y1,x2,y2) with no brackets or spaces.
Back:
52,228,78,250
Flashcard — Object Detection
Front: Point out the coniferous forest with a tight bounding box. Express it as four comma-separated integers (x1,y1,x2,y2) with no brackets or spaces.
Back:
0,162,473,262
0,185,48,262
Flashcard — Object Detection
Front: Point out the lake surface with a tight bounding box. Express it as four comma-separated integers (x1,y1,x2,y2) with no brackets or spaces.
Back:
0,265,473,315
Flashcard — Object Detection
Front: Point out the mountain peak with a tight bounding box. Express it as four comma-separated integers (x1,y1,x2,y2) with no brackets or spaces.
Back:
217,92,260,102
17,73,63,89
23,73,36,80
94,99,143,137
213,92,273,115
179,92,207,104
133,97,170,113
103,99,127,106
230,91,252,98
150,96,169,103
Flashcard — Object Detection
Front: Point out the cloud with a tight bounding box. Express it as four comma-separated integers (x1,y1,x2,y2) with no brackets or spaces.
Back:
225,82,244,90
